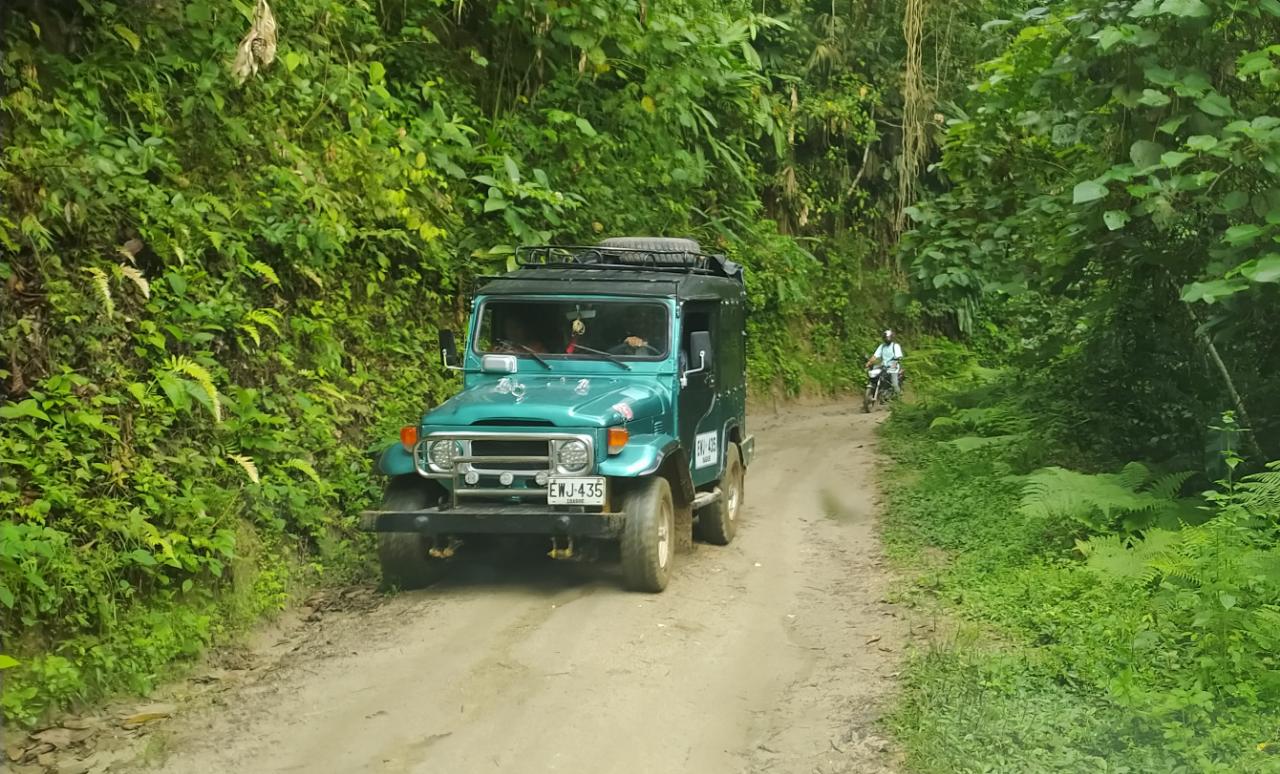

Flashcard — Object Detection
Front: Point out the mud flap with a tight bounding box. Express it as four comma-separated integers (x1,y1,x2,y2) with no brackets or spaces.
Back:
675,502,694,553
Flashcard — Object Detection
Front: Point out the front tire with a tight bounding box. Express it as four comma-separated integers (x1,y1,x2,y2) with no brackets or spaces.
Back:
697,444,742,546
862,385,874,413
377,477,447,590
620,477,676,592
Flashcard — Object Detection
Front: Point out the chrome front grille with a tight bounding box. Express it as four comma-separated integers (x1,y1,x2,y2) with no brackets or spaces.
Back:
470,439,548,472
413,431,596,505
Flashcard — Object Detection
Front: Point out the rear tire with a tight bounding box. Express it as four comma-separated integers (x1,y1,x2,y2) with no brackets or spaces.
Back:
620,477,676,592
697,444,742,546
377,478,447,590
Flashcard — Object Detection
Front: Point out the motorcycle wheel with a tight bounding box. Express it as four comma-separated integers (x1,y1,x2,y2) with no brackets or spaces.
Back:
862,385,873,413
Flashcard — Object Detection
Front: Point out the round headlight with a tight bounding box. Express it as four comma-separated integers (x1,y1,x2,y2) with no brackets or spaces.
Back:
556,439,590,472
428,440,461,470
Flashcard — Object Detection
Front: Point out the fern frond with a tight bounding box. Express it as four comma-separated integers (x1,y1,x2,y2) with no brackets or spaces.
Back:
228,453,260,484
929,416,961,430
299,266,324,289
1238,464,1280,514
245,308,282,336
1147,471,1193,501
83,267,114,318
238,323,262,347
248,260,281,287
1020,466,1168,527
118,264,151,299
165,356,221,422
1116,461,1153,491
282,458,322,485
944,434,1024,453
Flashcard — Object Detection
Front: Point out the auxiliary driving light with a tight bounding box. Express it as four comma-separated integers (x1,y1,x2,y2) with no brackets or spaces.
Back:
464,471,480,485
499,471,514,486
535,471,549,486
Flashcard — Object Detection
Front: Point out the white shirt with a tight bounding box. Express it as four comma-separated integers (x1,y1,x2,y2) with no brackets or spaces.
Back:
872,342,903,373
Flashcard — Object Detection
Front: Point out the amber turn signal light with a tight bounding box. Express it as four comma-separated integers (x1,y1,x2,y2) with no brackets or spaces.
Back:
400,425,419,450
607,427,629,455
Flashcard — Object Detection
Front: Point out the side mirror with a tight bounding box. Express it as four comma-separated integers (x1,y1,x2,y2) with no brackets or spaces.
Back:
681,330,711,387
439,330,461,371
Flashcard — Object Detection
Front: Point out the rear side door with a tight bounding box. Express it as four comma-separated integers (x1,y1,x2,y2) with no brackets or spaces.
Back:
677,301,721,487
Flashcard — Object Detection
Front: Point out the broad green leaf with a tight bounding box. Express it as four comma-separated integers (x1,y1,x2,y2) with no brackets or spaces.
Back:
1161,151,1193,167
0,654,17,669
1073,180,1110,204
0,399,50,422
471,174,502,187
575,117,597,137
1104,210,1131,230
283,51,304,72
503,155,520,183
1173,71,1212,97
1144,64,1176,85
1181,278,1249,303
368,61,385,83
113,24,140,53
1241,254,1280,283
1196,93,1233,117
1185,135,1218,151
1224,224,1264,245
1158,115,1189,135
1261,0,1280,16
1094,26,1126,50
1131,140,1164,169
1158,0,1210,16
1138,89,1171,107
1221,191,1250,211
1130,0,1159,16
483,197,508,213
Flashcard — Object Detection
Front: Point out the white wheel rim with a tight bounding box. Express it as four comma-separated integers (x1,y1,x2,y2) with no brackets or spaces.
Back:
657,503,671,568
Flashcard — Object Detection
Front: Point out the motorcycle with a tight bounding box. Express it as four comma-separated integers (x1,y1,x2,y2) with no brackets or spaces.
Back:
861,364,903,413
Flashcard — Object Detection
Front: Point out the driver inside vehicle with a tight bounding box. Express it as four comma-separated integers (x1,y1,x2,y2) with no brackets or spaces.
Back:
497,314,549,354
609,307,664,355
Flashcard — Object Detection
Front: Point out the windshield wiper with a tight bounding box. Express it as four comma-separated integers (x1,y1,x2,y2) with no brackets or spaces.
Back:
513,344,551,369
569,344,632,370
499,341,550,369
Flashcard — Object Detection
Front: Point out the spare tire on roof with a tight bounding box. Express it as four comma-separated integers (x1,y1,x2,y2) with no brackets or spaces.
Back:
598,236,703,267
600,236,702,253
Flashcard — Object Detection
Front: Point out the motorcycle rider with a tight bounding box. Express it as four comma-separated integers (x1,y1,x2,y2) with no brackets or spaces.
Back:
865,329,904,397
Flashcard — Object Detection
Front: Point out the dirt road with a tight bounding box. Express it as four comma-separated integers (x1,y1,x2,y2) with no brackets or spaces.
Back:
133,403,905,774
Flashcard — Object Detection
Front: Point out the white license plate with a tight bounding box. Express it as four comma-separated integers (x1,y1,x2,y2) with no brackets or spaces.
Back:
547,476,606,506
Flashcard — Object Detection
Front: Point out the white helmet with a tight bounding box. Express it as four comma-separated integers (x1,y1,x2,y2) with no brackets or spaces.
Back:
883,329,894,339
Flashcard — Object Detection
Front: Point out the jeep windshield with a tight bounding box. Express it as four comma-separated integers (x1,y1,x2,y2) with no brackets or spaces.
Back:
474,299,670,361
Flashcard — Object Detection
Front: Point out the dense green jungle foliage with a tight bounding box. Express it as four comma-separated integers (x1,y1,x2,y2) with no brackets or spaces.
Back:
0,0,991,724
5,0,1280,768
884,4,1280,771
885,376,1280,773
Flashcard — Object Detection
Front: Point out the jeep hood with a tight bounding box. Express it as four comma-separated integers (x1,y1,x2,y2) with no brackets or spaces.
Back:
423,377,669,429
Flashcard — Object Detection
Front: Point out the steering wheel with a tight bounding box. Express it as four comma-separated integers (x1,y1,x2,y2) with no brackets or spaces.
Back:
608,342,660,356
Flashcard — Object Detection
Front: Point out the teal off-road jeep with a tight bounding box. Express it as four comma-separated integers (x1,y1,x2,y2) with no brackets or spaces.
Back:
360,237,754,592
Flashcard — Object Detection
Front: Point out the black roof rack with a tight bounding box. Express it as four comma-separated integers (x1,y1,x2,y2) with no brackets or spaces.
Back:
515,244,743,282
